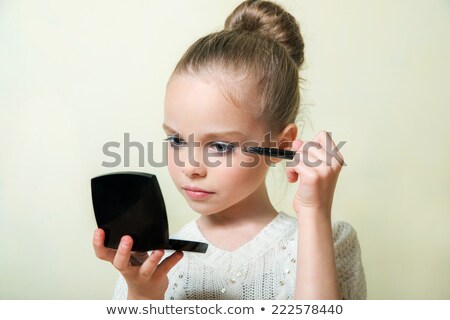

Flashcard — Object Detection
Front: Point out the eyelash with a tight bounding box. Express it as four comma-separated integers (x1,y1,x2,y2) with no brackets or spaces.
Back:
164,135,237,155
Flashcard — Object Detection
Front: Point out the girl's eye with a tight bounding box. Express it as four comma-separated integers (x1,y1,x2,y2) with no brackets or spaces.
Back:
164,136,236,154
164,135,185,148
209,142,236,154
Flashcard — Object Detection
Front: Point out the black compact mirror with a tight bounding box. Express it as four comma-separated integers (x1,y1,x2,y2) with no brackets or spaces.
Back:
91,172,208,253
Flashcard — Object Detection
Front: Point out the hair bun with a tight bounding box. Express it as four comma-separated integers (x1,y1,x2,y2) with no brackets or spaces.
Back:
224,0,304,68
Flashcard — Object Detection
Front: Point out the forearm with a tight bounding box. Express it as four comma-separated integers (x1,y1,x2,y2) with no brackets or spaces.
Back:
294,210,341,299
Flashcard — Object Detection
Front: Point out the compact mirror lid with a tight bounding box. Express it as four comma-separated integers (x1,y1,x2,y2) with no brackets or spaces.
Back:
91,172,207,253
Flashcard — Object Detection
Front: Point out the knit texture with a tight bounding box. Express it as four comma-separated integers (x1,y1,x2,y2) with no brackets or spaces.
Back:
113,211,366,300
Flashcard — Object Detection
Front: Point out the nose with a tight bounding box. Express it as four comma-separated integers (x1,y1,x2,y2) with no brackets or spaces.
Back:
180,147,206,178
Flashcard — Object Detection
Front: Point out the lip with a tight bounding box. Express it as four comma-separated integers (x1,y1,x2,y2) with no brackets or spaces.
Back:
183,185,212,193
182,185,214,200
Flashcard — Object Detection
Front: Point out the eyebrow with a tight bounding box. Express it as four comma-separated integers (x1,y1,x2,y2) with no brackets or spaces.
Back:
162,123,248,140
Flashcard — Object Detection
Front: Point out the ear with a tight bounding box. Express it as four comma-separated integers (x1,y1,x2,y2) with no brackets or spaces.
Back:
272,123,298,164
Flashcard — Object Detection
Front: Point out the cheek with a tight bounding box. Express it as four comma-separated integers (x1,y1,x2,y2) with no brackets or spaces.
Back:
218,155,268,187
166,149,178,178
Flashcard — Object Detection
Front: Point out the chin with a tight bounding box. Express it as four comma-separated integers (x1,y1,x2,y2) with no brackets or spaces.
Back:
185,201,227,216
187,205,219,216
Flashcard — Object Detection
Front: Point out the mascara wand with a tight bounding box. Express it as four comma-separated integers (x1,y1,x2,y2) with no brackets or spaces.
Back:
241,146,296,160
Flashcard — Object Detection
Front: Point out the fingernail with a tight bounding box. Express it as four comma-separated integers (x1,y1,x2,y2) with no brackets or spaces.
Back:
121,238,131,248
94,230,101,239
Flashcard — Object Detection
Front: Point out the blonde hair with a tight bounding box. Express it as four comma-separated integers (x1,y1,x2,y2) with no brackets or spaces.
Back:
171,0,305,135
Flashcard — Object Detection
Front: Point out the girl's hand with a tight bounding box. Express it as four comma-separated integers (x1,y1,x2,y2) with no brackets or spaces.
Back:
93,228,183,300
286,130,345,218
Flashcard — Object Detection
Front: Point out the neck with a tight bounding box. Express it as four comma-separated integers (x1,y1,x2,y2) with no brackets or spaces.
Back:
196,182,279,251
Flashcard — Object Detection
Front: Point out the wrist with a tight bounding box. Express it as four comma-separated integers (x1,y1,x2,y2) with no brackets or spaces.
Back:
295,207,332,224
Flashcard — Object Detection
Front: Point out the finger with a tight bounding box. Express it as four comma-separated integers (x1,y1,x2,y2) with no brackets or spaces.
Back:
327,152,345,170
286,148,318,181
290,139,304,152
286,152,302,182
314,131,345,166
139,250,165,277
286,137,325,179
286,140,304,182
302,144,344,172
93,228,116,262
290,140,322,161
113,235,134,271
130,252,149,267
302,143,327,166
286,161,299,182
301,140,323,153
154,251,184,276
313,130,329,147
288,145,321,164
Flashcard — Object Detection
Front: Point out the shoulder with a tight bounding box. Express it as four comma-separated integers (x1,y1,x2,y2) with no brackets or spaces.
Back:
332,221,360,246
331,220,363,263
331,221,367,299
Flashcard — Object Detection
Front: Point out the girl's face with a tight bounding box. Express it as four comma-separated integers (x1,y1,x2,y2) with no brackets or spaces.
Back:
163,73,272,216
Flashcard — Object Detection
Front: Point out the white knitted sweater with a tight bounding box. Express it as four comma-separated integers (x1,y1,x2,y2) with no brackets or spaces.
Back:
113,211,366,300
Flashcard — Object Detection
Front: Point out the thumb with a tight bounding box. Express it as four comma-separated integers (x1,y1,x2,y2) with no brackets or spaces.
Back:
155,251,183,275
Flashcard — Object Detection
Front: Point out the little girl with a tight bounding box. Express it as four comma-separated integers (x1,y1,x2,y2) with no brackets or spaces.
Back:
93,0,366,300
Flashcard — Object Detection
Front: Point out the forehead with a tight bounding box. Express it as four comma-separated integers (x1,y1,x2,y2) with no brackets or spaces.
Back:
164,74,265,140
